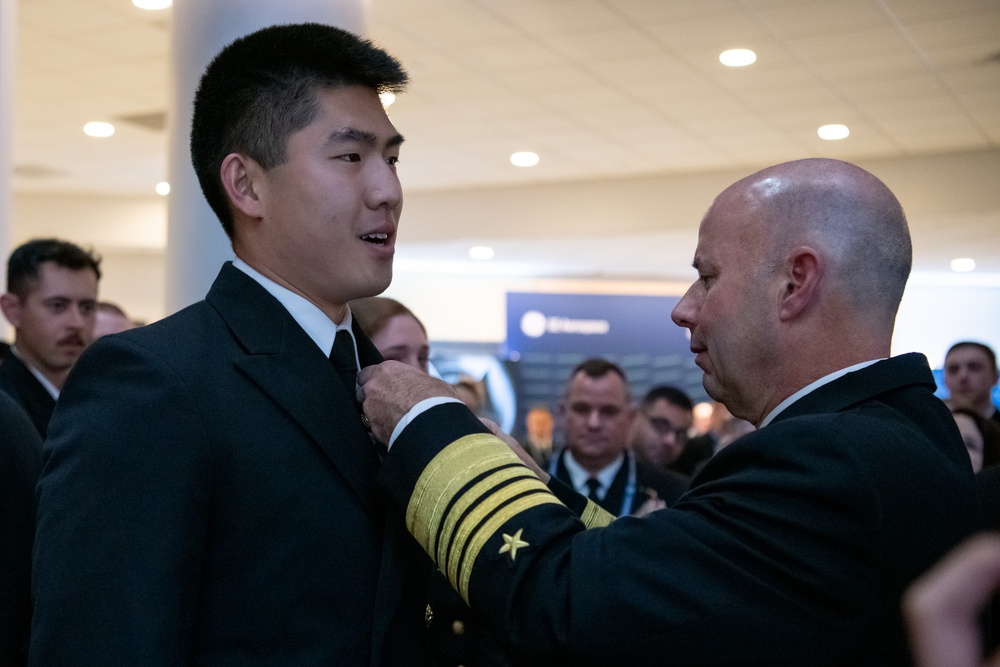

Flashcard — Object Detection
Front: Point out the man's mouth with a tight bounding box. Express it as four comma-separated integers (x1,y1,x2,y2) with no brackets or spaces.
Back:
360,232,389,246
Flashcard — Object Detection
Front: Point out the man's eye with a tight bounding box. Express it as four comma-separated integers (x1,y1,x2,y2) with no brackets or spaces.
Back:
387,156,399,166
339,153,361,162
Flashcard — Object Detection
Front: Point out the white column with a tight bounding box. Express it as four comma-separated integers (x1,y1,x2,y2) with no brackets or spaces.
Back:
0,0,15,341
166,0,368,313
0,0,15,264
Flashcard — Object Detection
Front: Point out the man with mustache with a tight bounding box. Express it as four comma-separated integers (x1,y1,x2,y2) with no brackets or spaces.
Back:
360,158,978,665
0,238,100,438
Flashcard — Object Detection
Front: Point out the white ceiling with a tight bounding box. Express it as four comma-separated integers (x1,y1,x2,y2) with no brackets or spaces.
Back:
9,0,1000,280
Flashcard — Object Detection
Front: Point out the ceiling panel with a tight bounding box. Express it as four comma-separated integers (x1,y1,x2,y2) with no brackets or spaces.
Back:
7,0,1000,282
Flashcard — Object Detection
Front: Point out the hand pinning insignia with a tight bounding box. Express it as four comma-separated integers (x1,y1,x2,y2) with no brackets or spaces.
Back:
498,528,529,562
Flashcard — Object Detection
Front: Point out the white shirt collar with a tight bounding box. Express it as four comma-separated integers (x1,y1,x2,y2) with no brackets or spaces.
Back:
562,449,625,498
231,257,358,365
9,344,60,399
759,358,885,428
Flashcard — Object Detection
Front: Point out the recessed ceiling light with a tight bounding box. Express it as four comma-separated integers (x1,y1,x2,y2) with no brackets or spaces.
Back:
719,49,756,67
510,151,539,167
83,121,115,138
469,246,495,261
155,181,171,196
817,124,850,140
951,257,976,273
379,91,396,108
132,0,172,9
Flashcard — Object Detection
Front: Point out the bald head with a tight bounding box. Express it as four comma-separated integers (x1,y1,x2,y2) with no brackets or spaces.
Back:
719,158,912,321
672,158,912,425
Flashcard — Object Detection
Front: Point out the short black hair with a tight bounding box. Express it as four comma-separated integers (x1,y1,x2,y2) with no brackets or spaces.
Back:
190,22,408,238
6,238,101,298
947,341,998,373
567,358,630,403
569,358,627,383
641,385,693,412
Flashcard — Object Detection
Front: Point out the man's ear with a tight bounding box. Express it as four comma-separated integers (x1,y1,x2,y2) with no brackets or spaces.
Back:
219,153,266,219
778,247,823,321
623,405,638,431
0,292,22,328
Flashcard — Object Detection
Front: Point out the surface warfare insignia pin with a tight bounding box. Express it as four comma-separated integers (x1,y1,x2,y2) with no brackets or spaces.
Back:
498,528,529,562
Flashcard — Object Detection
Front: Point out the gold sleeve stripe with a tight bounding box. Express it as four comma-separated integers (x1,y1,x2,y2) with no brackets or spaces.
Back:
406,433,517,550
434,466,533,568
443,477,549,583
405,433,563,601
580,499,615,529
456,491,561,602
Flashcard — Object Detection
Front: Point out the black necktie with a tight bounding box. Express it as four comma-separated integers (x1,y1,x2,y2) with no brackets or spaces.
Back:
586,478,602,503
330,329,358,399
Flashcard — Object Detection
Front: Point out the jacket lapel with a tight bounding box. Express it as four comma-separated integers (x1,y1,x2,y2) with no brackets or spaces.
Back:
206,263,382,514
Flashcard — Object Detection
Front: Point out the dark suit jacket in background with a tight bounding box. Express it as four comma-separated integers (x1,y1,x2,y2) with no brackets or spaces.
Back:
668,433,714,477
382,353,979,665
0,392,42,667
0,352,55,439
32,263,431,666
552,450,688,515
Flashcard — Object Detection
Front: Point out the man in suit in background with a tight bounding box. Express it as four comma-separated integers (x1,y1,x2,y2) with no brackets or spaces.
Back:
0,239,100,438
548,360,688,514
629,385,696,496
32,23,429,665
944,341,1000,427
360,158,978,664
0,392,42,667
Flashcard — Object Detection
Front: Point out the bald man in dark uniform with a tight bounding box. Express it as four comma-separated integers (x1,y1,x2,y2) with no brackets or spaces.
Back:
360,158,978,666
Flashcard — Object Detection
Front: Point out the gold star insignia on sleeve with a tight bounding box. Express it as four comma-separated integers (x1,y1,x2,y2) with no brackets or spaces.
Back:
498,528,529,561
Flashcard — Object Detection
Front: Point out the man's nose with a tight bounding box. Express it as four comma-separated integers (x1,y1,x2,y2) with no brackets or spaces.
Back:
67,306,87,328
368,162,403,211
671,287,696,329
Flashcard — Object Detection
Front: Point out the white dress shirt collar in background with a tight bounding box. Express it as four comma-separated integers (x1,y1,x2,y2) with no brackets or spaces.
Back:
8,344,60,399
562,450,624,499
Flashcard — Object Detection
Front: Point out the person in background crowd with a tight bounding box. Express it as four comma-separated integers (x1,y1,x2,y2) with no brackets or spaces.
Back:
547,359,687,514
31,23,430,665
92,301,136,338
672,400,753,476
951,406,1000,473
0,392,42,667
351,296,429,373
359,157,977,664
628,385,692,504
521,405,554,467
453,374,486,415
0,238,100,438
945,341,1000,427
